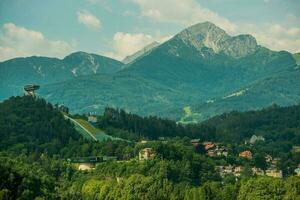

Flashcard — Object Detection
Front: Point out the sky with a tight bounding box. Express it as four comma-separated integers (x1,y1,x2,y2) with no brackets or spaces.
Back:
0,0,299,62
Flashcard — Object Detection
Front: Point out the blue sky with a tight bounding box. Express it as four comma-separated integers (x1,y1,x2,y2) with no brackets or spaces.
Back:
0,0,299,61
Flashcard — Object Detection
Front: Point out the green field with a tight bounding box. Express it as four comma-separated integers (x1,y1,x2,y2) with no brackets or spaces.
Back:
178,106,203,124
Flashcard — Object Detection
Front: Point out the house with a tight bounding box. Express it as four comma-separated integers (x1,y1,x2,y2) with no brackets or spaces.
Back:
216,147,228,157
239,150,253,159
265,155,280,168
265,169,283,178
203,142,228,157
216,165,246,177
234,166,243,177
88,115,98,124
294,168,300,176
215,165,233,177
191,139,201,147
265,154,273,163
203,142,216,151
252,167,264,176
207,147,228,157
207,150,216,157
139,148,155,161
271,158,280,166
224,166,234,173
249,135,265,144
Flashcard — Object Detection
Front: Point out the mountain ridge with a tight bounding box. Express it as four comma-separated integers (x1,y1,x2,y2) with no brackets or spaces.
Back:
0,51,123,100
1,22,299,122
122,41,160,64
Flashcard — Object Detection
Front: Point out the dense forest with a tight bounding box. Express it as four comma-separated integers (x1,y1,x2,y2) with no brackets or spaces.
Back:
98,105,300,146
0,96,133,159
97,107,216,140
0,96,299,199
204,104,300,143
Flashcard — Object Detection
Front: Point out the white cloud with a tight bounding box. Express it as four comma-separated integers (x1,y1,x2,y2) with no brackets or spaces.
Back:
103,31,172,60
131,0,237,34
131,0,300,53
0,23,74,62
240,23,300,53
77,10,101,30
104,32,155,60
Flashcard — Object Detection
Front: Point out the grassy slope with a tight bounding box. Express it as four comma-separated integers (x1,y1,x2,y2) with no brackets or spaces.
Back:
74,119,116,141
64,114,116,141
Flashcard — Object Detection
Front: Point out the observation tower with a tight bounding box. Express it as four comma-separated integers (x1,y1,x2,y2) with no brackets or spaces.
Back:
24,84,40,96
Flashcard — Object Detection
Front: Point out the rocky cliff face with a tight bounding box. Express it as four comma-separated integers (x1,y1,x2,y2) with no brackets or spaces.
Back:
176,22,258,58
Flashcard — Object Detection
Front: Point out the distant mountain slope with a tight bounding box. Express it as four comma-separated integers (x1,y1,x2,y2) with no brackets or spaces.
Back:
40,73,187,118
122,41,160,64
191,68,300,121
64,51,124,75
0,51,123,100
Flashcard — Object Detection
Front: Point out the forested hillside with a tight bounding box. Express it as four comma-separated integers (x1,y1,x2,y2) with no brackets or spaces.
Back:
203,103,300,144
0,96,131,158
0,96,80,155
0,96,299,199
97,105,300,145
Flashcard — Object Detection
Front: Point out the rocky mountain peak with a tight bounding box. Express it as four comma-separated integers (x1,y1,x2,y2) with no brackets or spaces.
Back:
175,22,258,58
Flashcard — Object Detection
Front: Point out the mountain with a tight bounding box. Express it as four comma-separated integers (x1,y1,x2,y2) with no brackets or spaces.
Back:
174,22,257,58
122,41,160,64
124,22,295,97
1,22,299,121
40,73,187,118
188,68,300,122
0,51,123,100
63,51,124,75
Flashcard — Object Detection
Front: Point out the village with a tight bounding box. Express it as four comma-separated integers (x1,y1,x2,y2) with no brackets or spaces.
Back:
70,141,300,178
69,116,300,179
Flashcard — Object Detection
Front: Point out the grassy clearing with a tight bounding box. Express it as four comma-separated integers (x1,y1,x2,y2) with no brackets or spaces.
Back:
74,119,116,141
